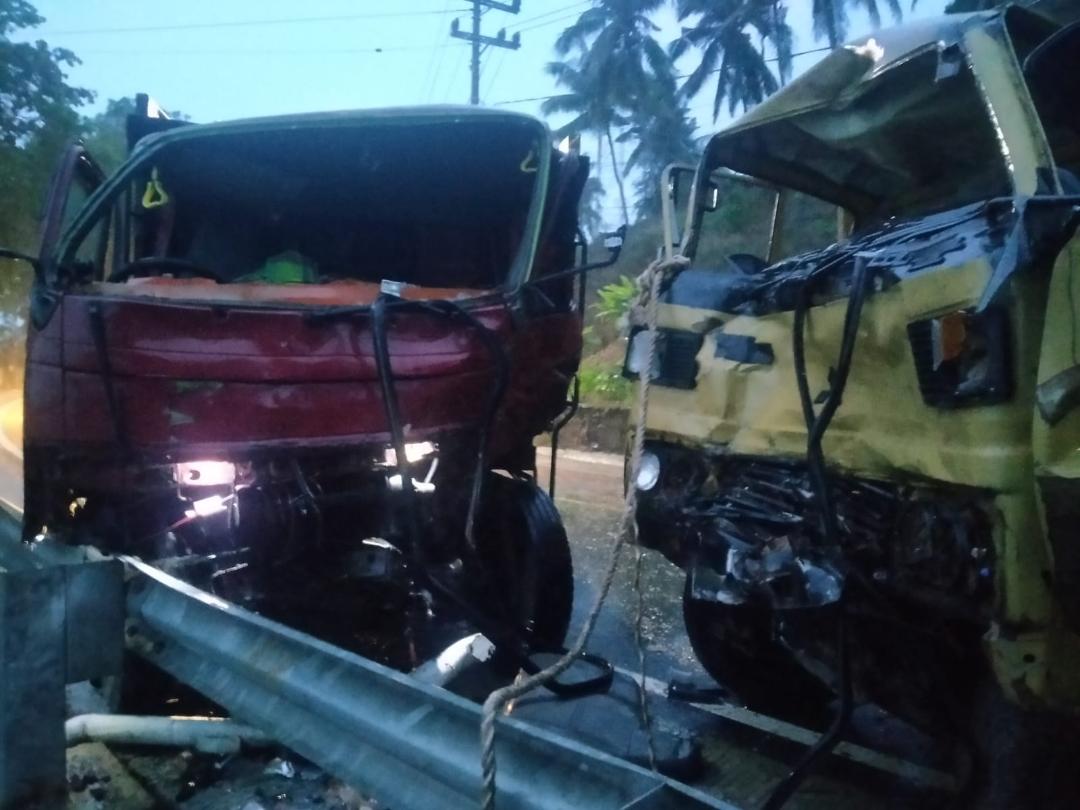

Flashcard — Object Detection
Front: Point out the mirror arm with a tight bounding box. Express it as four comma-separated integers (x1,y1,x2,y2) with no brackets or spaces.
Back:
0,248,42,274
523,225,627,288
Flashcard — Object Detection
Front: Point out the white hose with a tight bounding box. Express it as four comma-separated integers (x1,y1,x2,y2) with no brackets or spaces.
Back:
65,714,273,755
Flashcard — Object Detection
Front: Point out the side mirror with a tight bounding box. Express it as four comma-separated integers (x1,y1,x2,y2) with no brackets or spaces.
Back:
525,225,628,292
702,182,720,212
0,248,41,274
667,166,718,213
601,226,625,260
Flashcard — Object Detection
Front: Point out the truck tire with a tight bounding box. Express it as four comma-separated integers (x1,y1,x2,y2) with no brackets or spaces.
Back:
682,578,834,727
477,474,574,651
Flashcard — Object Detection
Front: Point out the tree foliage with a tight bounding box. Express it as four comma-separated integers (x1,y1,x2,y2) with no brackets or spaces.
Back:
671,0,793,119
0,0,92,149
0,0,93,250
0,0,96,383
544,0,680,224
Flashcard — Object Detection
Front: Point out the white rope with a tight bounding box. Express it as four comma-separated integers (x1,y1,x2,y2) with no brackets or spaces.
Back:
478,254,689,809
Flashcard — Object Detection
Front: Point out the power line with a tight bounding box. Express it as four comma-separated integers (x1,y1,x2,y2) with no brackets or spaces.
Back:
441,39,471,104
506,1,590,31
513,7,591,34
423,0,457,102
482,47,508,103
492,44,833,106
38,8,471,37
79,45,431,56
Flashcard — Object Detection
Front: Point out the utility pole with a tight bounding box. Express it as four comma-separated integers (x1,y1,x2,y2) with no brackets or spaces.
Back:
450,1,522,105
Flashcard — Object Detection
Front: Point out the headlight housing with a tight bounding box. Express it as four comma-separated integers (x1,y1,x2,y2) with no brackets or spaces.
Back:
635,451,662,491
907,308,1010,408
622,327,703,390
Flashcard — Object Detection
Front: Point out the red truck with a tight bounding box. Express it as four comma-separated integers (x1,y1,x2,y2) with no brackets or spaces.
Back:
5,100,609,668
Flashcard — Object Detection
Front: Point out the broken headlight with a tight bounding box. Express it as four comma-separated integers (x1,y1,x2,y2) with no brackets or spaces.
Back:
622,326,703,390
907,308,1010,408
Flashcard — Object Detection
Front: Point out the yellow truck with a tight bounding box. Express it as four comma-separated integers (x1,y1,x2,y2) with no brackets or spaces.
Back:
627,6,1080,801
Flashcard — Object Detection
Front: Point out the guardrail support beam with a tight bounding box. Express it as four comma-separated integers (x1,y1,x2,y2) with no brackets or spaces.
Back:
0,566,67,809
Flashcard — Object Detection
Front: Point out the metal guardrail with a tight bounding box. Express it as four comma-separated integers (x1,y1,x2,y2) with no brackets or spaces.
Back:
0,501,736,810
125,557,735,810
0,512,123,809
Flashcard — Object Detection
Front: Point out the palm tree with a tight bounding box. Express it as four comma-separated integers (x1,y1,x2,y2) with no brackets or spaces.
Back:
577,175,607,240
617,74,699,217
811,0,902,47
670,0,794,121
542,57,630,222
673,0,907,122
544,0,672,225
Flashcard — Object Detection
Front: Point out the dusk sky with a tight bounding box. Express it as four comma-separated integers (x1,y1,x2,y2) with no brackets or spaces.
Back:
17,0,952,219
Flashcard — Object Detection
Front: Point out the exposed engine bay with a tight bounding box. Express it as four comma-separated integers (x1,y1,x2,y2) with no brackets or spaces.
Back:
637,443,996,730
61,442,571,669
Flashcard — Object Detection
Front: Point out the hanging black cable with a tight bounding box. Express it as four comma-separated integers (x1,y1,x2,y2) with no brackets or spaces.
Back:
763,255,872,810
370,297,425,559
88,302,128,449
410,298,510,549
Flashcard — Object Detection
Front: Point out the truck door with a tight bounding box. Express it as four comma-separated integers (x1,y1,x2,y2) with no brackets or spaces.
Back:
23,144,105,530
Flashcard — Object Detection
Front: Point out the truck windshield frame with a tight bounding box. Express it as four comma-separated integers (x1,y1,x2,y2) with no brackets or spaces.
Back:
686,44,1015,255
53,110,553,297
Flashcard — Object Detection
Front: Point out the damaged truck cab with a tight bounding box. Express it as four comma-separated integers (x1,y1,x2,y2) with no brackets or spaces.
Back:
630,8,1080,738
19,105,596,667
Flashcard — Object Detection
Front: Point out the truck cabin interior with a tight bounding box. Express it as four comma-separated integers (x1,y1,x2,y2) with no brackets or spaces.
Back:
696,45,1011,254
74,115,558,298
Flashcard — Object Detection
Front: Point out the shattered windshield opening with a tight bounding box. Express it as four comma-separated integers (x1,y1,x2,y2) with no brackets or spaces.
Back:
1021,22,1080,186
704,49,1012,230
691,174,839,270
72,118,544,292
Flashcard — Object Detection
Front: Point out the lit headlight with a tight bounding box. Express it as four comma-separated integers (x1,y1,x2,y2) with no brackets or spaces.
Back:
176,460,236,487
635,451,661,491
384,442,436,466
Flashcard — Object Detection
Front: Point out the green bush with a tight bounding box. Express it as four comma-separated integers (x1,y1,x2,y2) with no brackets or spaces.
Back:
593,275,638,324
578,363,632,404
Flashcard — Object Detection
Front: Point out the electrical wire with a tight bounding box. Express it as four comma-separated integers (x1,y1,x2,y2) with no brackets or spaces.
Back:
492,44,832,106
507,1,591,31
441,40,470,103
79,45,430,56
39,8,471,36
515,7,592,35
423,0,456,102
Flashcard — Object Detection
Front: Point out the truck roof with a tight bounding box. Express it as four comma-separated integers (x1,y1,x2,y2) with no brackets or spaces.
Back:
713,7,1055,138
132,104,549,156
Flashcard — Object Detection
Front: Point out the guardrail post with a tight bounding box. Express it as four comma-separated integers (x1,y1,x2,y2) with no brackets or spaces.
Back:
0,565,67,809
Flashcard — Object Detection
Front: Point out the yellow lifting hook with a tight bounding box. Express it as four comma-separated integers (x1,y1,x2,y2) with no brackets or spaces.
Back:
141,167,170,209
